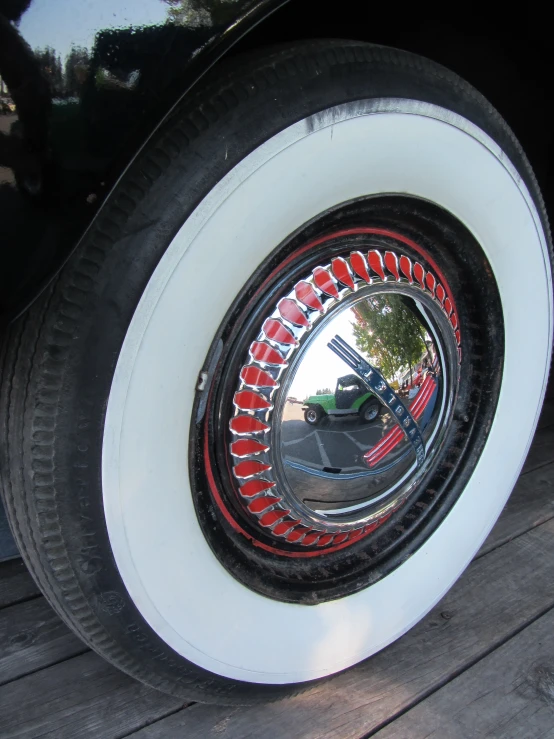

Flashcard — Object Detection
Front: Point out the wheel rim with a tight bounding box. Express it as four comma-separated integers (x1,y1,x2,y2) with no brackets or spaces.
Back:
363,404,379,422
193,198,494,605
217,233,459,547
306,409,318,423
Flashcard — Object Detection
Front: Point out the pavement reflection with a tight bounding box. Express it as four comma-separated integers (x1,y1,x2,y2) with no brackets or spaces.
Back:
279,401,411,512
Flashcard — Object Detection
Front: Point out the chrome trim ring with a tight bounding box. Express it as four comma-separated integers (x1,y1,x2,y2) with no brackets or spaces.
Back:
227,234,460,550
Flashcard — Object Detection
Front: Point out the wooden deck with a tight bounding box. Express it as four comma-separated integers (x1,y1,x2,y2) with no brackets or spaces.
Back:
1,382,553,738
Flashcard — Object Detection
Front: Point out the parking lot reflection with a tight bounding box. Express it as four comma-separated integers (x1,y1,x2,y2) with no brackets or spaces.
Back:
279,401,412,512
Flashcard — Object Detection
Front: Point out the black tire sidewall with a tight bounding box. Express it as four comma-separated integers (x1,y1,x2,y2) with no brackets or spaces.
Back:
360,399,381,422
305,405,323,424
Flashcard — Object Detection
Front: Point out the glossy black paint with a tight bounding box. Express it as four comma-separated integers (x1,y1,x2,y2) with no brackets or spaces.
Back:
1,1,553,323
0,0,288,321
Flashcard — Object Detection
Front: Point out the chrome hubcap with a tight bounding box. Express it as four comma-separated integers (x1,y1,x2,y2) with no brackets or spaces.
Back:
193,204,501,602
228,247,460,548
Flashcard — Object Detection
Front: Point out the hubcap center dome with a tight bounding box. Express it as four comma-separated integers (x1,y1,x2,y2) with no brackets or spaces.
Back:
275,289,447,517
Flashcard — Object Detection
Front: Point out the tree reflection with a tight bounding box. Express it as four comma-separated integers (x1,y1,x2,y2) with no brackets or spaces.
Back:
352,294,429,382
64,47,90,98
34,47,63,97
161,0,240,26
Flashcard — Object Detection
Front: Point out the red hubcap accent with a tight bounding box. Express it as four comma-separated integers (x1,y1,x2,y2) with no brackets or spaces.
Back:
206,227,461,559
368,249,385,280
295,281,323,311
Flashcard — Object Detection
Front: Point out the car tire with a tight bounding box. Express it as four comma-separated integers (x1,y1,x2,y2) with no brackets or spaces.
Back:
0,40,552,704
359,398,382,424
304,405,324,425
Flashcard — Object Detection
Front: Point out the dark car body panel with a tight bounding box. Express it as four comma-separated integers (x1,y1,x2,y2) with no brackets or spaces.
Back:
1,0,553,325
0,0,289,321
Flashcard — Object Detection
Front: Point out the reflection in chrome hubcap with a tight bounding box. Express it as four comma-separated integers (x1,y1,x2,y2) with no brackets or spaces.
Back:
228,246,460,549
363,404,379,422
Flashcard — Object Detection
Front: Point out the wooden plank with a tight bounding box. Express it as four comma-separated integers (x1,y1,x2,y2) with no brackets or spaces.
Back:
0,498,19,562
0,558,40,609
537,397,554,430
0,597,87,686
125,518,554,739
0,651,185,739
477,460,554,557
373,607,554,739
521,425,554,475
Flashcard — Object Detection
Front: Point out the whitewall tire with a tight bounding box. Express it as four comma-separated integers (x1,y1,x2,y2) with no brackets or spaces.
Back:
1,41,552,703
